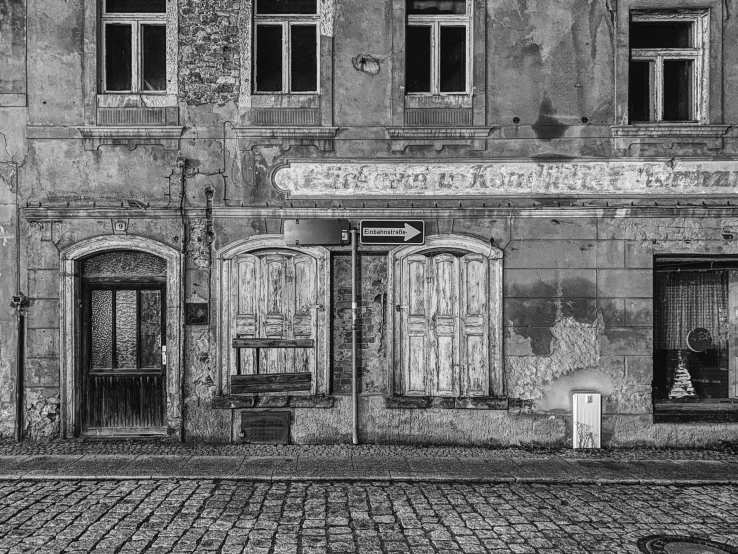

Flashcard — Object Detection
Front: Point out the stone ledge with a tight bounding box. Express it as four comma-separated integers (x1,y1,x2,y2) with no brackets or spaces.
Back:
233,126,338,152
653,399,738,423
610,124,731,154
385,126,493,152
384,396,508,410
77,126,184,151
212,395,334,410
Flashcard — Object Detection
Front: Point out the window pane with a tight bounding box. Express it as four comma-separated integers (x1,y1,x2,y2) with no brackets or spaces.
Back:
105,0,166,13
115,290,139,369
140,290,162,368
256,0,317,14
255,25,283,92
142,25,166,91
91,290,113,370
291,25,317,92
439,26,466,92
630,21,692,49
406,26,432,93
663,59,693,121
408,0,466,15
105,24,132,91
629,60,652,122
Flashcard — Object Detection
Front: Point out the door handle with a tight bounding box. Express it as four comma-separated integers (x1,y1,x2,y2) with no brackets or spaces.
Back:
396,304,407,312
161,345,167,366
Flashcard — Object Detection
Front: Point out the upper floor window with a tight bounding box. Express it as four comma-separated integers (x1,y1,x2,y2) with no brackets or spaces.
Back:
406,0,470,95
101,0,166,93
628,10,708,123
254,0,319,93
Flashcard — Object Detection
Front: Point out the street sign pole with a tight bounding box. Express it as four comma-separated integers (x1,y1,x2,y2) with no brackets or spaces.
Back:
351,228,359,446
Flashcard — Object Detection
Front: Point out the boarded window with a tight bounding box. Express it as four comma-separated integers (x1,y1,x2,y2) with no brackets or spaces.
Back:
231,251,319,381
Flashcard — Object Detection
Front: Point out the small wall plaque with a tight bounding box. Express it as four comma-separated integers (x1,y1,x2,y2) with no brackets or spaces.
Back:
186,302,209,325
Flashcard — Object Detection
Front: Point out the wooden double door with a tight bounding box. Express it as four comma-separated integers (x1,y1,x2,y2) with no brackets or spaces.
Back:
399,252,490,397
81,283,166,432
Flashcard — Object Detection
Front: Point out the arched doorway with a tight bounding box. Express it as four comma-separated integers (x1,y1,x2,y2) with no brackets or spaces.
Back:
60,236,183,438
80,250,167,433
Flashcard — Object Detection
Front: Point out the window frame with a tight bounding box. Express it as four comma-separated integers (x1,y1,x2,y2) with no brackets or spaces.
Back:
99,1,168,95
387,236,504,399
82,282,167,375
405,10,472,96
253,7,321,94
629,10,709,124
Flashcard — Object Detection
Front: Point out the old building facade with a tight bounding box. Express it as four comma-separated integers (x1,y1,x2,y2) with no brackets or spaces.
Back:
2,0,738,446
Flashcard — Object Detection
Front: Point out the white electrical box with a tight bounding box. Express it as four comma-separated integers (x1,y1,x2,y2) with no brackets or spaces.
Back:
572,393,601,449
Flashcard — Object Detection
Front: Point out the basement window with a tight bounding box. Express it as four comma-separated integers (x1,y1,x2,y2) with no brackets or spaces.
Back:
629,10,708,123
406,0,470,94
254,0,319,93
653,256,738,423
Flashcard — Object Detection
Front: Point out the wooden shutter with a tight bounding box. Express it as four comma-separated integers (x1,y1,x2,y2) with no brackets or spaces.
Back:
460,253,489,396
290,253,318,375
429,253,460,396
402,254,430,395
233,254,260,375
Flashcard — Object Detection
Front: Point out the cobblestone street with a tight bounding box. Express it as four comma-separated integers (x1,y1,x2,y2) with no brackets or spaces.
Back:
0,480,736,554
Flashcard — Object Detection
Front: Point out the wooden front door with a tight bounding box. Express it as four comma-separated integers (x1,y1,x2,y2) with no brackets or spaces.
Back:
231,251,318,386
400,252,489,397
81,284,166,432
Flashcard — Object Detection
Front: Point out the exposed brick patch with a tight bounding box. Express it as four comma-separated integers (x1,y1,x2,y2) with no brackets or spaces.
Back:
179,2,241,105
332,255,388,394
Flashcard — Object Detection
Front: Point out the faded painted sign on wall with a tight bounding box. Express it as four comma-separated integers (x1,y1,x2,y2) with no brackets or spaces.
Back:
273,160,738,197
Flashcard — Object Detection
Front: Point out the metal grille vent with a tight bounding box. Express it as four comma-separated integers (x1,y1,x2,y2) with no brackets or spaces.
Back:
251,108,320,126
240,412,290,444
405,108,472,126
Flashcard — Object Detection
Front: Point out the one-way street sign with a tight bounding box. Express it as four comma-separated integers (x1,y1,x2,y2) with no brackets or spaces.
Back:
360,220,425,245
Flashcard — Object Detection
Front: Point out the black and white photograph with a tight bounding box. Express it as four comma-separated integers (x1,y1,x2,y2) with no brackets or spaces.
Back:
0,0,737,552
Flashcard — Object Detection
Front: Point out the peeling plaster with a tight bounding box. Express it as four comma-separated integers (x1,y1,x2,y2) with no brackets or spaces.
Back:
506,314,604,401
24,390,60,438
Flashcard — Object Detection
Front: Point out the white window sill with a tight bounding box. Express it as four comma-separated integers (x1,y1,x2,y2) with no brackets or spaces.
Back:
611,123,730,138
97,94,177,108
405,94,472,109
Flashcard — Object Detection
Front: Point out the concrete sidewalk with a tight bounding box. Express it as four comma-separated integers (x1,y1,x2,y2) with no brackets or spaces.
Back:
0,442,737,484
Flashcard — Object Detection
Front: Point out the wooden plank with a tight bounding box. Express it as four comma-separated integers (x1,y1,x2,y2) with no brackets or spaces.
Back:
232,338,315,349
231,372,312,394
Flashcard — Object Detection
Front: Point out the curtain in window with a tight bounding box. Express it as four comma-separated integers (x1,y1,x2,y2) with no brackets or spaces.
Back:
655,270,729,398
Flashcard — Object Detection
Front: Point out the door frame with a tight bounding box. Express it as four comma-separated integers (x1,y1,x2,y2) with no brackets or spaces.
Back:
60,236,183,439
387,234,504,397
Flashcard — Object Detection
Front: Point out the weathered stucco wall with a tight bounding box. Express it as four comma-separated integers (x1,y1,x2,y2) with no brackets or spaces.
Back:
0,0,26,96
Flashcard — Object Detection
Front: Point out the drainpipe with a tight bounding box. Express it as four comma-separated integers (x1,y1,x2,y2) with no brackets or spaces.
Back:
351,229,359,445
13,293,27,442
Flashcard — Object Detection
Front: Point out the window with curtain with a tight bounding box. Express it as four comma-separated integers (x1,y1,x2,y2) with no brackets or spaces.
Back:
654,265,731,399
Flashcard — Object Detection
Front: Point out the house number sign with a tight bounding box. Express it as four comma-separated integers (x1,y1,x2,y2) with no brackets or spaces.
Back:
272,160,738,197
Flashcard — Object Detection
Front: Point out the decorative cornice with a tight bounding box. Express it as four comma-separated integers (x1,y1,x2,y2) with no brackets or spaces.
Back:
386,127,493,139
385,126,494,152
233,126,339,152
610,124,732,155
24,204,738,222
76,126,184,151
